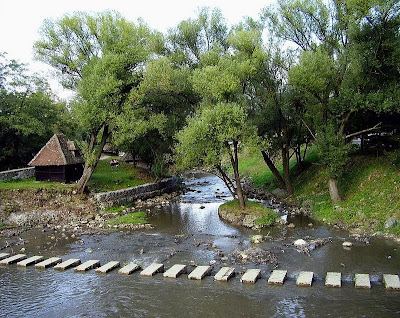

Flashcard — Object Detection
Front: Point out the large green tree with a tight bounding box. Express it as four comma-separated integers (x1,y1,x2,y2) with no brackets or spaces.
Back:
34,11,157,192
0,53,69,169
176,102,255,208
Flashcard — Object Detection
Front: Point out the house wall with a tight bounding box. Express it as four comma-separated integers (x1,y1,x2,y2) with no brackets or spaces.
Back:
0,167,35,181
94,176,180,207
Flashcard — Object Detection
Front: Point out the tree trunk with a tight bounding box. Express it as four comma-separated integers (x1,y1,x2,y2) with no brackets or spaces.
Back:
77,125,109,194
328,178,341,202
281,145,293,195
261,150,286,189
232,141,246,209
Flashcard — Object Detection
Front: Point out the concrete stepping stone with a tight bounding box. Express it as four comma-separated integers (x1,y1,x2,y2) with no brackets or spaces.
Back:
74,260,100,272
163,264,187,278
118,263,141,275
188,265,212,280
0,253,10,261
35,257,62,269
241,269,261,283
96,261,120,274
296,271,314,286
325,272,341,287
214,267,235,282
17,256,44,267
54,259,81,271
355,273,371,289
268,270,287,285
140,263,164,276
0,254,27,265
383,274,400,290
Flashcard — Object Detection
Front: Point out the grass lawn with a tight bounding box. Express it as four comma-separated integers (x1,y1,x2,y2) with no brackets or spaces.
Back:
86,156,155,192
0,177,73,191
107,211,147,225
219,199,279,226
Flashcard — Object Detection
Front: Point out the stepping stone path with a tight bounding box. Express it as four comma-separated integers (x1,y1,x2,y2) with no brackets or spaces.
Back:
296,271,314,286
325,272,341,288
54,259,81,271
96,261,120,274
355,274,371,289
188,266,212,280
0,254,27,265
214,267,235,282
383,274,400,290
163,264,187,278
35,257,62,269
241,269,261,283
17,256,44,267
0,253,10,261
75,260,100,272
119,263,141,275
140,263,164,277
268,270,287,285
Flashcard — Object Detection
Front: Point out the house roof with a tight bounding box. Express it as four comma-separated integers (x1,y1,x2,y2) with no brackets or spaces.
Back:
28,134,85,166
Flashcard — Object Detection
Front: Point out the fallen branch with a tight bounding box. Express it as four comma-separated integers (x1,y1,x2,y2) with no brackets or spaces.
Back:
345,122,381,140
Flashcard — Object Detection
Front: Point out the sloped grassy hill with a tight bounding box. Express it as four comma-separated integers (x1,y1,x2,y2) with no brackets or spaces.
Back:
238,148,400,236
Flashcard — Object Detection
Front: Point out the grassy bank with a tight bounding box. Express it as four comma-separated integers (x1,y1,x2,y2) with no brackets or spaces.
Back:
0,156,154,193
219,199,279,227
238,147,400,236
107,211,147,226
88,157,155,192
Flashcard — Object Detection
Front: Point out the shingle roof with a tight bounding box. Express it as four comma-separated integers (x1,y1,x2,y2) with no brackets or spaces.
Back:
28,134,85,166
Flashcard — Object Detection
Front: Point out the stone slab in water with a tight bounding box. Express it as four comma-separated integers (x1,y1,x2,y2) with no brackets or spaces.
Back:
140,263,164,276
296,271,314,286
54,259,81,271
383,274,400,290
35,257,62,269
214,267,235,282
0,254,27,265
268,270,287,285
96,261,120,274
188,266,212,280
17,256,44,267
325,272,341,287
241,269,261,283
0,253,10,261
118,263,141,275
74,260,100,272
355,273,371,289
163,264,187,278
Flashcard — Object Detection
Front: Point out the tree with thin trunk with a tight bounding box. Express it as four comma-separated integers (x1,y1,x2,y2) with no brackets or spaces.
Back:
176,102,256,209
34,11,156,193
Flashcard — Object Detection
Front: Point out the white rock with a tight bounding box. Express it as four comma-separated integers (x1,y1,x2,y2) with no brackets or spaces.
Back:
250,235,263,244
342,241,353,247
294,239,308,248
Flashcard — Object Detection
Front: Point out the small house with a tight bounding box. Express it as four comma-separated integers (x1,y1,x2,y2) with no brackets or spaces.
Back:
28,134,85,183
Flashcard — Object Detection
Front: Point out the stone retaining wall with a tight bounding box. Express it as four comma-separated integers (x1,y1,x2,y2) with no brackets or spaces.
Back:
94,176,180,206
0,167,35,181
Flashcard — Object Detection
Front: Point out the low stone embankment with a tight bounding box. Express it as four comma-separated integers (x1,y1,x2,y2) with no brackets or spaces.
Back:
94,176,180,207
0,167,35,181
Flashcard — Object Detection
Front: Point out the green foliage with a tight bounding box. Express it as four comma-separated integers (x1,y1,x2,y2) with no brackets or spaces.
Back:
0,222,4,228
176,102,253,170
107,211,147,225
88,157,154,192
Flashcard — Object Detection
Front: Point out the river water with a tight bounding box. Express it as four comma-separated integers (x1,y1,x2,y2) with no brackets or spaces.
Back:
0,173,399,317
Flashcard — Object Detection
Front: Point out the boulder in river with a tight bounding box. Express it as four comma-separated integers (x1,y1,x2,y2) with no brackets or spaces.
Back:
293,239,308,248
250,235,263,244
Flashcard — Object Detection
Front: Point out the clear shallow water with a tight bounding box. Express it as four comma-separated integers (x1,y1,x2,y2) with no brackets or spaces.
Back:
0,173,399,317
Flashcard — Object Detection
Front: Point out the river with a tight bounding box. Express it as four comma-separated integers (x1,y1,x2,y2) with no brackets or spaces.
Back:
0,173,399,317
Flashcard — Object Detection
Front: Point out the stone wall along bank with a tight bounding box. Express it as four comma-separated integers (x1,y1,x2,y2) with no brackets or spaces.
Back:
94,176,179,206
0,167,35,181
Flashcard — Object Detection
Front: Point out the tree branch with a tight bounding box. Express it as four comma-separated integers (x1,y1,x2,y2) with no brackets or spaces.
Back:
344,122,381,140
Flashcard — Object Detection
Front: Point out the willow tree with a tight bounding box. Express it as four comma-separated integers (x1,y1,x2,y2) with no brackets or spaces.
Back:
34,11,156,192
176,102,255,209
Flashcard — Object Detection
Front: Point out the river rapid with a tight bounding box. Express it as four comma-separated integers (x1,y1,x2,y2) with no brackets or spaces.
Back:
0,173,399,317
